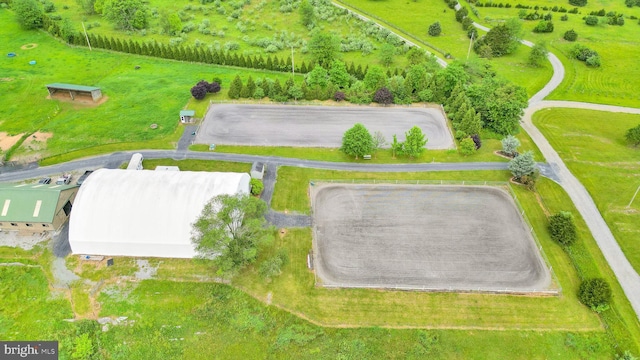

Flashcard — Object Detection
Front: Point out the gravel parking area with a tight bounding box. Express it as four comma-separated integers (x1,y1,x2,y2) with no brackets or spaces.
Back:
311,183,551,292
196,104,454,149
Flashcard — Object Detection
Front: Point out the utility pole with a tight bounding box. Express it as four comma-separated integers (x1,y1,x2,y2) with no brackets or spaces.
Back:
82,22,92,51
291,46,295,77
466,30,474,61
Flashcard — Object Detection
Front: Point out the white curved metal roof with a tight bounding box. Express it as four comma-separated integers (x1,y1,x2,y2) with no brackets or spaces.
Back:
69,169,250,258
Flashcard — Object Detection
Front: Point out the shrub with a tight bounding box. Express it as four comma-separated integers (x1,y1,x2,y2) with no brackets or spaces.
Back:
459,138,476,155
563,29,578,41
190,84,207,100
259,249,289,279
569,0,587,6
428,21,442,36
586,54,601,67
373,87,394,105
471,134,482,149
250,178,264,196
548,211,577,246
334,91,346,102
626,123,640,146
578,278,612,309
533,20,554,32
585,15,599,25
561,14,569,21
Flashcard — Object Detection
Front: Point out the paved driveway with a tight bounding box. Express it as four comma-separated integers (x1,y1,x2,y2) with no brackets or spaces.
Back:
196,104,454,149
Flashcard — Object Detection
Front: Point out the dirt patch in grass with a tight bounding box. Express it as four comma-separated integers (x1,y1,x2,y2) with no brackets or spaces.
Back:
20,43,38,49
47,94,109,107
0,132,24,151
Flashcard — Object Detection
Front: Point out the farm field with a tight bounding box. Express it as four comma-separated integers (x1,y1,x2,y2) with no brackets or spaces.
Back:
533,108,640,273
47,0,410,70
466,0,640,107
337,0,554,98
0,10,294,162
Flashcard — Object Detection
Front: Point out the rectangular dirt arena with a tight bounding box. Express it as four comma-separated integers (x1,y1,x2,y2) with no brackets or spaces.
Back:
311,183,552,292
195,104,454,149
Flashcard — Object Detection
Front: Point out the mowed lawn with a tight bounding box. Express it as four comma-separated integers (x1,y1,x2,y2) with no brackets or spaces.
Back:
534,108,640,272
469,0,640,107
0,10,292,161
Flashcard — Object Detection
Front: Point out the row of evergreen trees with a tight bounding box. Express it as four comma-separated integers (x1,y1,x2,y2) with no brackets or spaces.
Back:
41,15,400,80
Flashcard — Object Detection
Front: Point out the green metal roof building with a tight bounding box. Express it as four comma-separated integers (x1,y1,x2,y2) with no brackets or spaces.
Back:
0,182,79,232
46,83,102,101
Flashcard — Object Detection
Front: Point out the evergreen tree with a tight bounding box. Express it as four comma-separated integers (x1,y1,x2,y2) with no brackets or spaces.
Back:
300,61,308,73
246,56,253,68
273,79,283,97
242,76,256,98
228,75,243,99
261,79,271,98
355,64,364,80
403,126,428,158
459,108,482,136
266,56,273,70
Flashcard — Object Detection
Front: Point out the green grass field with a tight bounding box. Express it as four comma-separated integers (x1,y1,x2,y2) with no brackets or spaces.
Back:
468,0,640,107
533,108,640,273
0,10,293,161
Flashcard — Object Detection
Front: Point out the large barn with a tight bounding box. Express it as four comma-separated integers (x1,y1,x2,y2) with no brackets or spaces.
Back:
69,169,251,258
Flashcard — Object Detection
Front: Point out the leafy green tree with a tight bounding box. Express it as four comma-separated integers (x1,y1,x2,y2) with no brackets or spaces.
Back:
405,64,428,98
459,137,476,155
228,75,243,99
191,194,273,276
379,43,395,67
528,41,548,67
76,0,97,14
391,134,403,158
340,123,374,159
626,124,640,146
329,61,350,89
428,21,441,36
486,82,528,135
548,211,577,246
406,47,429,65
578,279,612,310
13,0,43,29
299,0,315,27
346,81,371,104
474,20,521,57
159,11,182,35
250,178,264,196
509,151,536,181
103,0,149,30
459,108,482,136
363,66,387,93
288,85,304,101
403,126,428,158
307,65,328,88
501,135,520,156
309,32,339,69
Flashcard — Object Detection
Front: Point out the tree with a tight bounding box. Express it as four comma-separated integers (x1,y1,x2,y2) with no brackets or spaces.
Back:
585,15,598,25
486,82,528,135
228,75,243,99
208,82,221,94
334,91,346,102
250,179,264,196
372,131,387,154
428,21,441,36
76,0,97,15
190,84,207,100
13,0,44,29
363,66,387,93
501,135,520,156
403,126,428,158
379,43,395,67
459,109,482,137
309,32,339,69
474,21,521,57
288,85,304,101
548,211,577,246
299,0,315,27
373,87,394,105
569,0,587,6
563,29,578,41
191,194,273,276
406,47,428,65
459,137,476,155
306,65,328,88
390,134,403,158
329,61,350,89
578,279,612,310
159,11,182,36
528,41,548,67
509,151,536,181
340,123,374,159
103,0,149,30
626,124,640,146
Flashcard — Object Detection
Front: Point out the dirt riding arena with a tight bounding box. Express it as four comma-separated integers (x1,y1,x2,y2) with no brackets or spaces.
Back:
311,183,552,292
196,104,454,149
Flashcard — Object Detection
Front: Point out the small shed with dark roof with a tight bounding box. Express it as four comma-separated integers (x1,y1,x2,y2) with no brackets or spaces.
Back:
46,83,102,101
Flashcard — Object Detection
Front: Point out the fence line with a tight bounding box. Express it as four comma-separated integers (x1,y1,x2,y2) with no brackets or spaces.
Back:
320,283,560,296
